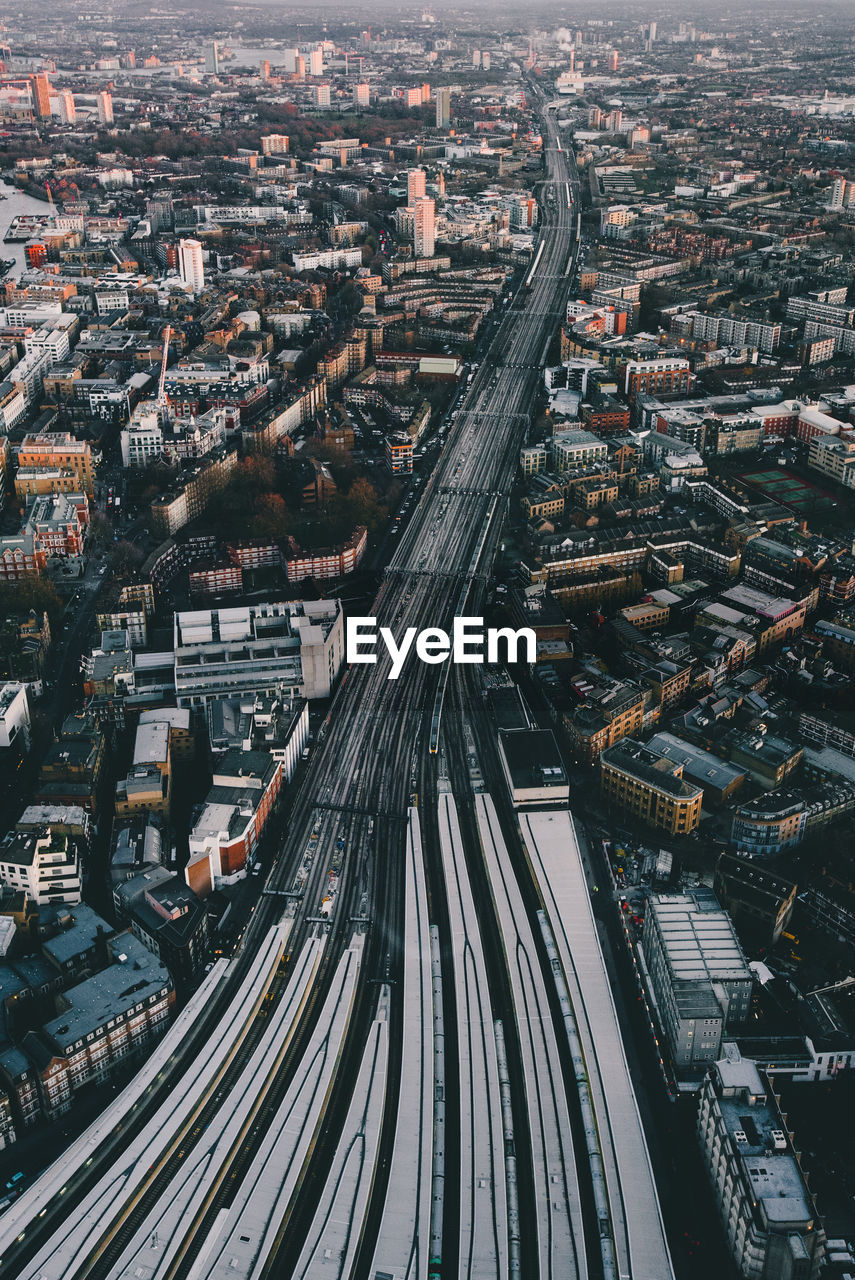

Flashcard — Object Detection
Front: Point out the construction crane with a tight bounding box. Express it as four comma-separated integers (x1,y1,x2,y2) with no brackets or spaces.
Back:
157,324,172,415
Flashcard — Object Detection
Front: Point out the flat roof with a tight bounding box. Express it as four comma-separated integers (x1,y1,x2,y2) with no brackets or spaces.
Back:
650,891,752,984
498,729,568,790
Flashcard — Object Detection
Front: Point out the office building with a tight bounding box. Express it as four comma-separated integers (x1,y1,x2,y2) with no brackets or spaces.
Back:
642,889,752,1072
414,195,435,258
599,737,703,834
18,432,96,496
436,86,451,128
205,42,219,74
697,1053,825,1278
178,238,205,295
172,600,345,708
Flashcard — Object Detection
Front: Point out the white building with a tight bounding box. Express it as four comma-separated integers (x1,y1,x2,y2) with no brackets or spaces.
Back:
292,247,362,272
310,47,324,76
121,406,163,468
0,827,82,904
353,82,370,108
178,238,205,295
0,683,30,752
172,600,345,708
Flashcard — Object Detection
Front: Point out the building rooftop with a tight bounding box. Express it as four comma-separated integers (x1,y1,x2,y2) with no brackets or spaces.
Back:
711,1050,815,1229
650,889,752,986
498,729,568,791
41,905,112,968
600,738,703,801
648,731,746,793
41,932,170,1054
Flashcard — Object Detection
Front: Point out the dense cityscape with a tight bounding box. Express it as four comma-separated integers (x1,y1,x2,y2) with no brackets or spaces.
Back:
0,1,850,1277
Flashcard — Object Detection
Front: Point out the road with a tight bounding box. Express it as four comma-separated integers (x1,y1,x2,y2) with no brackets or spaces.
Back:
0,91,585,1280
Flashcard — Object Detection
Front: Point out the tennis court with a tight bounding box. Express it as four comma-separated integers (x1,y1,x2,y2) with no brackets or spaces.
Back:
739,467,837,514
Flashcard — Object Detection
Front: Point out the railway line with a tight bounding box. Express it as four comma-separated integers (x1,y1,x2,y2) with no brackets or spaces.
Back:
0,91,609,1280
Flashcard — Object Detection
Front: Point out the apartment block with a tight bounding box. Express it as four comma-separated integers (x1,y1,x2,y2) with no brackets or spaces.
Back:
599,737,703,834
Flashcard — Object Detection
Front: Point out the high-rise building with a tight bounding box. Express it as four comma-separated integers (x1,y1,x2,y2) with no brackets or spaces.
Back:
315,83,331,109
353,81,370,108
407,167,427,205
261,133,289,155
435,86,451,128
178,238,205,295
608,50,619,71
605,108,623,132
30,73,51,119
482,51,491,71
96,91,113,125
472,49,481,67
205,42,219,74
414,196,435,258
260,60,270,79
648,20,657,43
830,177,848,209
295,55,306,78
405,86,422,108
283,48,298,73
310,47,323,77
57,91,76,125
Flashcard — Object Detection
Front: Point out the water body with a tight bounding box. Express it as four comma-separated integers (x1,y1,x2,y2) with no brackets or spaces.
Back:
0,180,53,272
